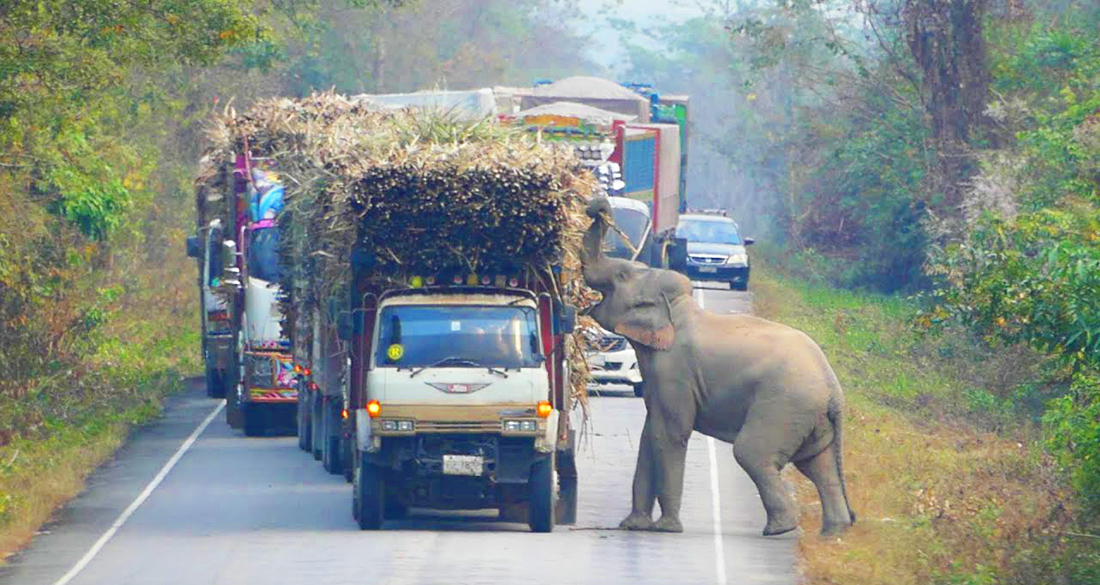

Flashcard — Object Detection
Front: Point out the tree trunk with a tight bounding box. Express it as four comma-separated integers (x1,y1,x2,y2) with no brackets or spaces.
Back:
903,0,990,230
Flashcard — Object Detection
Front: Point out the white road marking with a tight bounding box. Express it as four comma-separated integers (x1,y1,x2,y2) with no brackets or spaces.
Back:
53,400,225,585
695,287,729,585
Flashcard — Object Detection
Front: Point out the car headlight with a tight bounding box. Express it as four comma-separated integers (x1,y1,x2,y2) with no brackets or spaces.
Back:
725,253,748,266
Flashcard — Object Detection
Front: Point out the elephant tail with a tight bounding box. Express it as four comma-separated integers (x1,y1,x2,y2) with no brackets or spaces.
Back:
827,398,856,525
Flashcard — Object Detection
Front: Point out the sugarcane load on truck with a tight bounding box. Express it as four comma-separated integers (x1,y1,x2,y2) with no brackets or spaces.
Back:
196,92,597,532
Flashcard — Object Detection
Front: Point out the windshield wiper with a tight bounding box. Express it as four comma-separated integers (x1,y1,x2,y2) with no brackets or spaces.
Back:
409,357,509,379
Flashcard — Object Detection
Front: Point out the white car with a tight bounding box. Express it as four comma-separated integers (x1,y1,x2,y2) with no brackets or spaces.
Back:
585,328,644,397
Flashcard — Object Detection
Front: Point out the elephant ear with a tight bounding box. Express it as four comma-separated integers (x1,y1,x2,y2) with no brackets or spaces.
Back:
613,298,675,351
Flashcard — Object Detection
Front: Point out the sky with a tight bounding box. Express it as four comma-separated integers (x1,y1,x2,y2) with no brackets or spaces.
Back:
577,0,703,72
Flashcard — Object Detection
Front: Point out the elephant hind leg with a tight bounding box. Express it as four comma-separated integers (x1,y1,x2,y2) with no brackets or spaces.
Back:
732,434,798,537
794,445,853,535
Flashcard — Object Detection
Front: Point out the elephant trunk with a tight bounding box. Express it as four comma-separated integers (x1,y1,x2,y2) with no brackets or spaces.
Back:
581,196,615,291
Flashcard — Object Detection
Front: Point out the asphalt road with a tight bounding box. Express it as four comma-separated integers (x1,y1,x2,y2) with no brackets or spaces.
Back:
0,283,796,585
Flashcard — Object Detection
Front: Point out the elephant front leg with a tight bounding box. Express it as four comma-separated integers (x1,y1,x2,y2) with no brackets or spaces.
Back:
651,427,689,533
619,416,658,530
620,412,691,533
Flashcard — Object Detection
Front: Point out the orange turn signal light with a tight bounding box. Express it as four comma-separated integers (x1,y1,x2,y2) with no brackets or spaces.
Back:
366,400,381,418
537,401,552,418
341,408,349,420
293,364,303,373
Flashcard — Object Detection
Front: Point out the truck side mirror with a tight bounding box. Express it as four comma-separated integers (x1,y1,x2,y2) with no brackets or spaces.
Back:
221,240,241,287
556,304,577,335
186,234,201,259
668,237,688,272
744,237,755,246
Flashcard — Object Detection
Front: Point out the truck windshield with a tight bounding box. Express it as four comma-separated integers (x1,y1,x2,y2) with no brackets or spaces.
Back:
376,305,541,369
247,226,282,282
677,219,743,245
605,206,649,259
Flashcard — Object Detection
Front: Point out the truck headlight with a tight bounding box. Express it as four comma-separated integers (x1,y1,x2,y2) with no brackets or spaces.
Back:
381,420,414,432
504,419,538,433
725,253,748,266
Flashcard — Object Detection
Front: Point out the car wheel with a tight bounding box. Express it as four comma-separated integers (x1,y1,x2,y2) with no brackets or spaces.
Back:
632,383,644,398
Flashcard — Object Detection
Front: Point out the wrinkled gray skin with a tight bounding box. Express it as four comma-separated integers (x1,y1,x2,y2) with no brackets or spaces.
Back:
582,196,855,536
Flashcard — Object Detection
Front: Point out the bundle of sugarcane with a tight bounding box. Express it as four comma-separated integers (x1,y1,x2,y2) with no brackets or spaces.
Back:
197,91,601,408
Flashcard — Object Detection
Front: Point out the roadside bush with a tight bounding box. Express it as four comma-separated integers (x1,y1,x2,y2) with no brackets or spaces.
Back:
1044,371,1100,523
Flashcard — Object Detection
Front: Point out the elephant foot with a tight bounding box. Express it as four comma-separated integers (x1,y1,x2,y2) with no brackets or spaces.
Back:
619,512,655,531
762,515,798,537
652,515,683,533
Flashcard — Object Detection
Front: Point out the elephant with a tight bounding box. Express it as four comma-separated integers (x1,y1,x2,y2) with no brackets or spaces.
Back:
580,195,856,536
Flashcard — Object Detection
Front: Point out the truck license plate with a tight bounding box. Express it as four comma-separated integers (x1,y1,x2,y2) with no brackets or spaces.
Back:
700,266,718,273
443,455,483,476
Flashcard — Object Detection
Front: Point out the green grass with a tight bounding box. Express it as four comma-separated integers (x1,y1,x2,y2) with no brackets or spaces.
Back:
750,264,1097,585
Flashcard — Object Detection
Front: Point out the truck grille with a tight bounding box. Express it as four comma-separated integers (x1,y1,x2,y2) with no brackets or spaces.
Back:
417,421,502,433
689,254,728,265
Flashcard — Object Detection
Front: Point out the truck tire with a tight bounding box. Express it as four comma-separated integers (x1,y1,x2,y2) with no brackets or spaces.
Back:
322,401,343,475
528,455,555,533
354,454,385,530
297,381,311,452
310,392,323,461
205,368,226,399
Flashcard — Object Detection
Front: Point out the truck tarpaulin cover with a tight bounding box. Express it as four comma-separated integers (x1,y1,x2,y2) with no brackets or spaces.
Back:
520,76,650,123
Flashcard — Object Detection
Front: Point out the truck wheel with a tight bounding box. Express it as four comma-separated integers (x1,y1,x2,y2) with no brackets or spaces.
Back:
205,368,226,399
243,405,264,437
310,392,323,461
528,456,555,533
632,383,644,398
354,454,385,530
322,402,343,475
297,382,311,452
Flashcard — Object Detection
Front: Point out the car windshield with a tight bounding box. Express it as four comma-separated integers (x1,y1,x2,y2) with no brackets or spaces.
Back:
375,304,541,369
247,226,282,282
604,205,649,259
677,218,742,245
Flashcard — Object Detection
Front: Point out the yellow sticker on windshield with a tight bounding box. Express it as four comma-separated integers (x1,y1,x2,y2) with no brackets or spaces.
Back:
387,344,404,361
